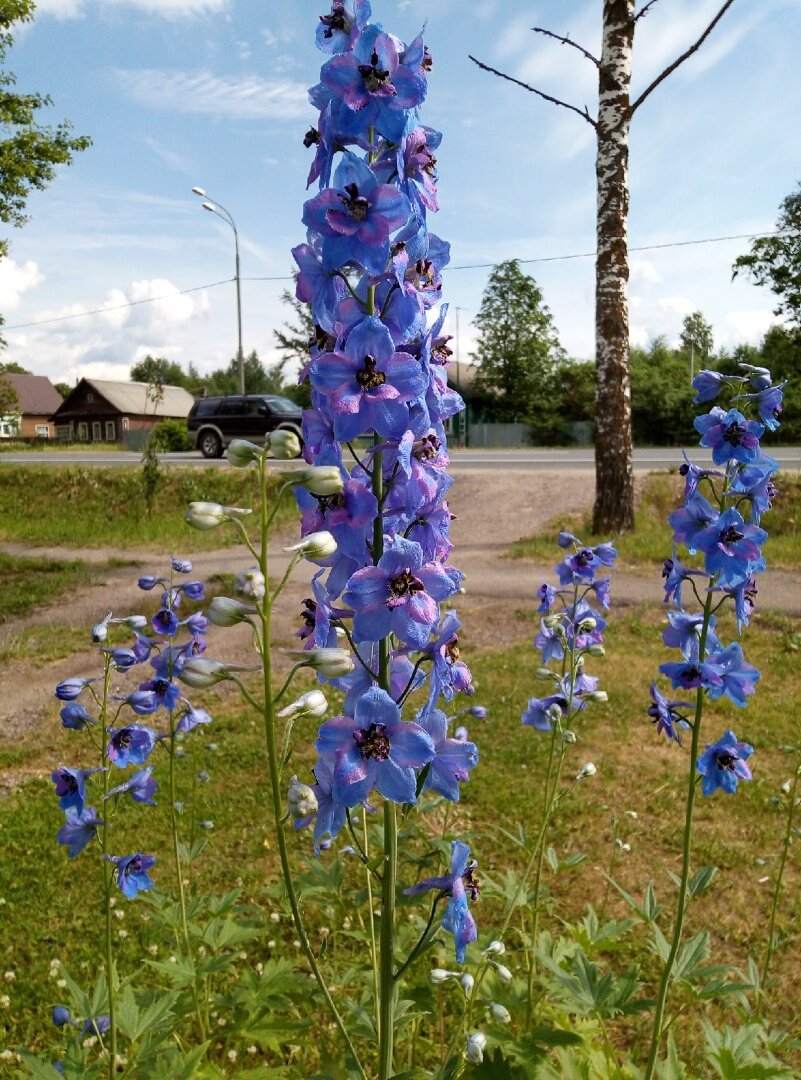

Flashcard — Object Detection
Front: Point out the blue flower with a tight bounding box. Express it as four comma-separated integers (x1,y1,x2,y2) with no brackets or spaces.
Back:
668,492,719,550
54,677,98,701
694,407,764,467
315,686,434,807
51,766,104,814
59,702,96,730
105,767,157,805
415,706,478,801
51,1006,72,1027
137,677,181,712
171,557,193,573
57,806,103,858
104,853,156,898
107,725,159,768
693,507,767,587
404,840,478,964
180,580,205,601
151,608,179,636
705,643,760,707
658,659,724,692
691,369,742,403
662,610,722,660
176,707,213,734
521,694,566,733
696,730,754,795
647,683,692,743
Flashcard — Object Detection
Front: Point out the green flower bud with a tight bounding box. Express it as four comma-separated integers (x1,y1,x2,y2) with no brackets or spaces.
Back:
207,596,258,627
284,531,338,560
226,439,262,467
287,775,318,819
185,501,252,531
285,647,354,678
268,430,302,459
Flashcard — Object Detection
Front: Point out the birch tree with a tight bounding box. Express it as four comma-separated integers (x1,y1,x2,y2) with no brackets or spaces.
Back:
471,0,735,532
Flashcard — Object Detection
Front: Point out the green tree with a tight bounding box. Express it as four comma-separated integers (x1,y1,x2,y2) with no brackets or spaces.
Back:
272,287,316,408
679,311,714,360
0,1,90,336
734,182,801,326
630,336,696,446
470,260,564,438
0,372,18,413
54,381,71,398
204,350,287,397
0,360,29,374
130,355,192,389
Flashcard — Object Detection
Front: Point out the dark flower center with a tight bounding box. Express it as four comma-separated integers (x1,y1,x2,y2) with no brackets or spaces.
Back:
445,636,460,664
319,5,347,36
153,679,170,696
300,598,317,630
408,258,439,291
310,324,335,353
463,864,480,902
413,434,441,461
719,524,744,545
358,51,394,93
421,46,433,72
716,751,737,770
303,126,320,148
574,548,594,567
431,336,452,364
317,491,347,513
116,730,133,749
388,568,425,605
682,665,702,684
340,182,370,222
356,354,386,390
61,772,78,793
353,722,391,761
722,420,745,446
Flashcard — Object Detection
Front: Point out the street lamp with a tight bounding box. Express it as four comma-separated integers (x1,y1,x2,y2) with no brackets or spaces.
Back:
192,186,245,395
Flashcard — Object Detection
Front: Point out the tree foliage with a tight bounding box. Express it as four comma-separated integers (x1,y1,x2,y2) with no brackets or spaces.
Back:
470,260,564,436
0,372,18,413
679,311,714,359
733,182,801,327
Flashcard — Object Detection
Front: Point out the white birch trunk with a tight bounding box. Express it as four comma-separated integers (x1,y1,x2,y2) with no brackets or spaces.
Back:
593,0,635,533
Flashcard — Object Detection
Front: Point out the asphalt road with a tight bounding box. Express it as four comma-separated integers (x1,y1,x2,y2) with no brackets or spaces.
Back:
1,446,799,471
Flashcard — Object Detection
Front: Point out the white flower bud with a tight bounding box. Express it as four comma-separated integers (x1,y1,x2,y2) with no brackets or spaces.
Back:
624,810,638,819
483,940,505,957
285,648,354,678
541,613,562,628
207,596,258,627
492,963,513,985
226,439,262,467
577,762,597,779
534,667,555,680
562,729,577,744
287,775,318,819
91,612,112,643
235,567,266,600
488,1002,511,1023
113,615,148,630
277,690,328,720
577,617,597,632
460,973,474,995
178,658,259,688
268,430,302,459
429,968,457,986
781,780,793,795
586,690,608,704
587,644,606,657
287,466,344,496
185,501,252,531
465,1032,487,1065
284,531,338,560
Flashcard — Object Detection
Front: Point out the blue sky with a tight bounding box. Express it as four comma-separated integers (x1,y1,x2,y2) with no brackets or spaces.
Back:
1,0,799,386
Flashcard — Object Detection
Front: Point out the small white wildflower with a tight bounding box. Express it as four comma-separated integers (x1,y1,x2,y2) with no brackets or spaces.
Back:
483,940,505,956
0,994,10,1008
267,940,276,950
56,979,67,989
227,1049,238,1063
255,962,264,974
781,779,793,795
217,1017,227,1027
577,762,597,779
247,1045,258,1055
114,908,125,920
118,930,128,939
270,912,281,923
0,1049,14,1060
3,972,15,982
465,1032,487,1065
169,956,178,964
293,940,301,949
147,945,158,956
488,1002,511,1023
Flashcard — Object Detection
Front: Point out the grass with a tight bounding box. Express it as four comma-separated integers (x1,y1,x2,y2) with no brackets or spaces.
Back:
0,606,799,1071
0,441,125,453
0,465,296,550
508,471,801,570
0,554,143,623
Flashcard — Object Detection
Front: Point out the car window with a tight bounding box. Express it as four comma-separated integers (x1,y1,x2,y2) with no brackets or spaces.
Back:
265,397,301,414
194,400,218,418
217,399,245,416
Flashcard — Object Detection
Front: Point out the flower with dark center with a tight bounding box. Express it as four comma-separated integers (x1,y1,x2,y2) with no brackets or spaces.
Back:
339,181,370,221
106,725,159,768
658,659,724,692
413,434,441,461
696,730,754,795
355,354,387,389
693,506,767,587
319,5,347,37
104,853,156,898
387,567,425,609
357,50,394,93
315,686,434,806
405,840,479,963
695,406,764,466
647,683,692,743
51,766,105,814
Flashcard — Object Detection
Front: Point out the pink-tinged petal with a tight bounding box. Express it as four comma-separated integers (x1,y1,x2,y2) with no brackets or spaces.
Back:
388,721,434,768
333,746,373,807
391,67,427,109
363,382,401,402
374,757,417,803
330,383,363,415
356,212,391,247
372,184,413,230
417,563,461,601
322,55,371,110
326,208,362,237
316,714,358,755
344,565,391,609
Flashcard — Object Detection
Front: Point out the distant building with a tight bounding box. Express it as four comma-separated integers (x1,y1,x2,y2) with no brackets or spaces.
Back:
52,378,195,444
0,373,63,438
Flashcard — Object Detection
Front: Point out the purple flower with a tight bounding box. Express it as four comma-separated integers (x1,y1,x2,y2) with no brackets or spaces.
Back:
537,583,560,612
678,453,725,500
176,707,213,734
104,853,156,898
82,1015,111,1036
705,642,760,707
647,683,692,743
310,316,427,442
521,694,566,733
137,576,164,591
668,491,719,550
421,611,473,704
315,0,371,55
315,686,435,807
51,1006,72,1028
180,581,205,601
693,507,767,587
343,535,460,650
105,767,157,805
51,766,104,814
534,620,564,665
694,407,764,467
151,608,179,636
55,677,97,701
171,557,193,573
691,369,741,403
696,730,754,795
57,806,103,858
415,706,479,801
107,725,159,768
296,754,350,856
404,840,478,964
302,154,412,276
661,610,721,660
658,659,724,692
137,677,182,712
59,703,96,730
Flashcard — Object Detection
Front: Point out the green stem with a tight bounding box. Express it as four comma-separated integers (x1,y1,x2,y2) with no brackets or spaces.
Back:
762,764,801,986
378,800,397,1079
643,584,714,1080
99,658,117,1080
363,813,381,1037
255,456,366,1078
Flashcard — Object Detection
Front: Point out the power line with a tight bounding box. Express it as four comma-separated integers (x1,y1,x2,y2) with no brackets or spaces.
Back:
3,229,788,332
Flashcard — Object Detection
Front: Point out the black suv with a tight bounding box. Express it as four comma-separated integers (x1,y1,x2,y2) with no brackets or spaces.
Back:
187,395,304,458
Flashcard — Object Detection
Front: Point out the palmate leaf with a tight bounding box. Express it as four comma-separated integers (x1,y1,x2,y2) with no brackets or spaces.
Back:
673,931,710,981
469,1047,530,1078
243,1015,311,1051
146,955,197,988
20,1055,65,1080
200,914,263,950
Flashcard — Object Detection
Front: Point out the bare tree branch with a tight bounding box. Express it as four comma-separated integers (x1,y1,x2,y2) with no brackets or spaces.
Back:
634,0,661,23
631,0,737,113
468,55,597,128
532,27,599,67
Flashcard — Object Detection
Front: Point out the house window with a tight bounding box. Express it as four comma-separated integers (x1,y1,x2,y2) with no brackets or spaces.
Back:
92,421,102,441
78,422,88,441
86,392,94,403
105,420,116,441
35,425,50,438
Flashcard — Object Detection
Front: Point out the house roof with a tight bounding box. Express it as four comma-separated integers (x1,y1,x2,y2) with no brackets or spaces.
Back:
2,373,63,415
56,379,196,419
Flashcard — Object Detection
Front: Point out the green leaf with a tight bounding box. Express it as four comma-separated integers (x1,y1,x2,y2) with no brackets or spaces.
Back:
146,955,197,988
674,931,710,981
19,1054,64,1079
528,1025,584,1048
689,865,718,897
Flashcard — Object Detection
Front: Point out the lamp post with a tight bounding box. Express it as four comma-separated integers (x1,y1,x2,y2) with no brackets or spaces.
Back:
192,186,245,395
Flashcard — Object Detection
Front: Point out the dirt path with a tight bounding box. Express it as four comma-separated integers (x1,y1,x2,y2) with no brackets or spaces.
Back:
1,468,799,780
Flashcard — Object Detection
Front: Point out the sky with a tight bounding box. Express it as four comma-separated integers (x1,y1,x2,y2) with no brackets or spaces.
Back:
1,0,800,387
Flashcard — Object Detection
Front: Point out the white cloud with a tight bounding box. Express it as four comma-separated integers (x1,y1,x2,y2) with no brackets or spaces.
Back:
113,67,309,120
630,259,661,287
721,309,778,346
0,259,44,312
658,295,695,317
142,136,191,173
36,0,229,18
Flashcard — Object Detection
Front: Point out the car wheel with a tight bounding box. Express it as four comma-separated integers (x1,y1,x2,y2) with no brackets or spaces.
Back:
199,430,222,458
